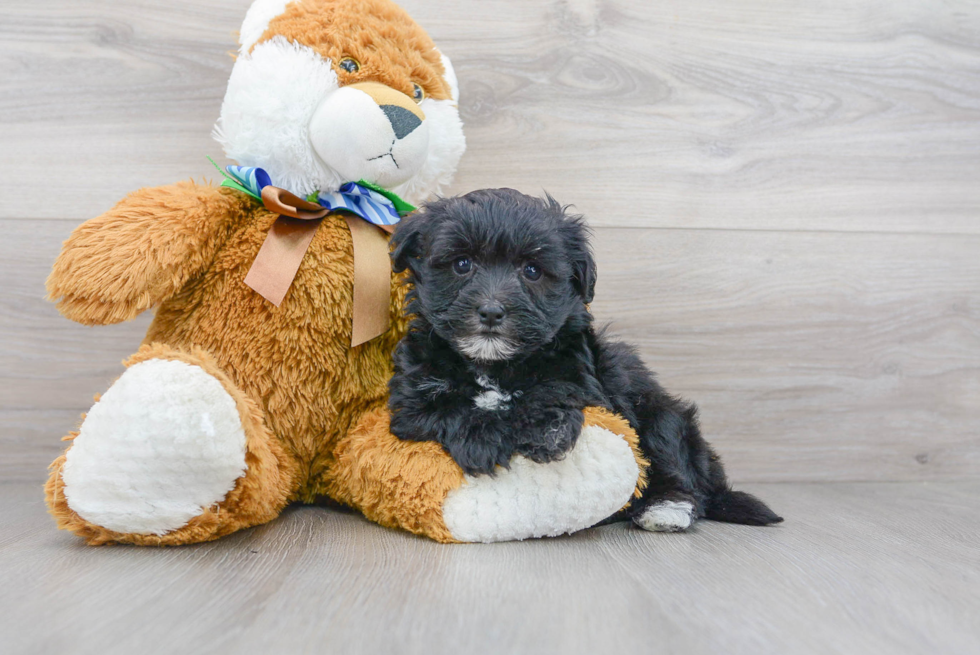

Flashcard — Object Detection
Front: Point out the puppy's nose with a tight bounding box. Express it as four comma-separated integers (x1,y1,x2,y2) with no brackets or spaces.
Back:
478,303,506,328
380,105,422,140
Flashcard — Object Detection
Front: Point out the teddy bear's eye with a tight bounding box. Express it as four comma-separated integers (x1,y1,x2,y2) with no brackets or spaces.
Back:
452,257,471,274
412,83,424,103
523,263,542,281
339,57,360,73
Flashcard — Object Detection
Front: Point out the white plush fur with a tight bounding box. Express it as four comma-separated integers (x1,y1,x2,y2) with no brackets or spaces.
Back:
238,0,292,52
61,359,248,535
390,94,465,205
442,425,639,543
634,500,695,532
214,34,465,204
215,37,342,198
308,85,430,189
436,49,459,103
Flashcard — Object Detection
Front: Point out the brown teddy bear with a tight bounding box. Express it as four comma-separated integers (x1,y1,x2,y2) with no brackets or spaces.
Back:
44,0,647,545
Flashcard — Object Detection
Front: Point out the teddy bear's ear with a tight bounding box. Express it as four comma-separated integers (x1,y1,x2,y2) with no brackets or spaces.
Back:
238,0,291,53
435,49,459,103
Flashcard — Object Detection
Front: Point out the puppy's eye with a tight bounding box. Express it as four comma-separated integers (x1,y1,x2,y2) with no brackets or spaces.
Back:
453,257,472,274
339,57,360,73
523,263,542,281
412,83,424,103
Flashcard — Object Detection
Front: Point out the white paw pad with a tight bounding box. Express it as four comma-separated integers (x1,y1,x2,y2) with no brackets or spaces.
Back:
635,500,695,532
61,358,248,535
442,425,640,543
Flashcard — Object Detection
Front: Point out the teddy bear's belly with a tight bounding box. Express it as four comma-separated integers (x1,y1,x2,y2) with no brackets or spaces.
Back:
144,212,405,494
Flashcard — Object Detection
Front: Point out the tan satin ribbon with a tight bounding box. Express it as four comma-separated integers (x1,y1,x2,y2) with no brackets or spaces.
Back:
243,186,394,347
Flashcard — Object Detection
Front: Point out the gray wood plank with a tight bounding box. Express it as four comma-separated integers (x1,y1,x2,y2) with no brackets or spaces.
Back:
2,0,979,233
0,218,153,412
1,480,977,655
5,219,977,482
0,410,80,484
589,227,980,482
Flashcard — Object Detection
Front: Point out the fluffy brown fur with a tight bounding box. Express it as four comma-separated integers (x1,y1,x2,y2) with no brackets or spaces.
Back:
45,182,405,543
136,186,410,498
257,0,453,102
47,183,253,326
329,408,464,543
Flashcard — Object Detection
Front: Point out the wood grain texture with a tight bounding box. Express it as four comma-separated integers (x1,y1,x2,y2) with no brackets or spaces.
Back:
589,227,980,482
0,219,153,412
1,479,978,655
1,0,979,232
0,410,81,484
5,219,977,482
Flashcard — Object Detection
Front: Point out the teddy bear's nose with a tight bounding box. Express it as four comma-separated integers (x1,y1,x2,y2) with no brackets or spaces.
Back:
380,104,422,140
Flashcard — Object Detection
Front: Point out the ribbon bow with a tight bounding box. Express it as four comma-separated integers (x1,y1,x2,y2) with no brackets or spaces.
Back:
222,164,414,227
210,158,416,347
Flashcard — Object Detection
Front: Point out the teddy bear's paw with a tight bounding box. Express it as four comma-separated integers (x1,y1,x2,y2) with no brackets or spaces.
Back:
441,424,639,543
61,358,248,536
633,500,696,533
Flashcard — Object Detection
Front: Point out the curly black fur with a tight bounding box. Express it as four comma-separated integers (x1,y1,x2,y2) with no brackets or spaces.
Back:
388,188,782,527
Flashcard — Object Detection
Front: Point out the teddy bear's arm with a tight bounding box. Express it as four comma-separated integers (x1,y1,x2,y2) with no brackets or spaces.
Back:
47,182,249,325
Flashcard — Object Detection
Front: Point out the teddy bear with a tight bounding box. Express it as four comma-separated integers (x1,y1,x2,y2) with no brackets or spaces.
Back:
43,0,648,545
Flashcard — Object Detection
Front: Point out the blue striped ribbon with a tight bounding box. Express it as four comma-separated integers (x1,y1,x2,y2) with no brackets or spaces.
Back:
319,183,401,226
225,165,404,228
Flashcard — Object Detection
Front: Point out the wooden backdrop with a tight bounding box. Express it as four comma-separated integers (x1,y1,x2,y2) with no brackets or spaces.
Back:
2,0,978,484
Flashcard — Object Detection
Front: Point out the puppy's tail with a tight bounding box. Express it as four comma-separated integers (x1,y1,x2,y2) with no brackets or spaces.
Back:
705,488,783,526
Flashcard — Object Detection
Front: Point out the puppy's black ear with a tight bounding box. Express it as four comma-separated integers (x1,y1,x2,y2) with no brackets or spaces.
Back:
573,249,597,304
549,194,596,304
390,211,428,275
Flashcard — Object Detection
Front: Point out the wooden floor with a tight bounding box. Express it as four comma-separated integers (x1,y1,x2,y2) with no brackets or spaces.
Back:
2,0,979,653
2,475,978,655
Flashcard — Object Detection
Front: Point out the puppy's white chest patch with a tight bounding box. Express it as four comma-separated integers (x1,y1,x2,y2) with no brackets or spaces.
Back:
473,375,514,412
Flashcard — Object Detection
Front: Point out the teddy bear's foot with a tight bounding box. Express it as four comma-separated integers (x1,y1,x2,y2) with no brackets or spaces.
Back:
330,406,648,543
46,344,295,545
441,423,640,543
60,356,247,535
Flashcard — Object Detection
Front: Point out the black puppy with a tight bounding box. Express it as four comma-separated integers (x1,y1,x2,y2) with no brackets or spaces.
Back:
388,188,781,531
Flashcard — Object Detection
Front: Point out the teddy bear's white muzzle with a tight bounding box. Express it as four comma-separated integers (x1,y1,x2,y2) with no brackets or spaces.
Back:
309,85,430,189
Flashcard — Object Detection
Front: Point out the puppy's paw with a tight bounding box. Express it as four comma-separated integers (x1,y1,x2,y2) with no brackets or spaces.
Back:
446,439,514,477
517,408,582,464
634,500,696,533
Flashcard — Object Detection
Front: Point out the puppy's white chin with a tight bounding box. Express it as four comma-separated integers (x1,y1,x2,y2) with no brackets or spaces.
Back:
456,335,518,362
